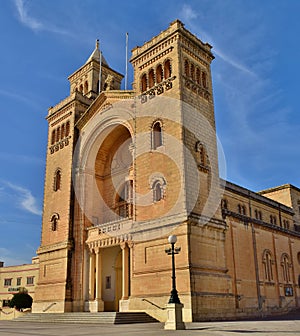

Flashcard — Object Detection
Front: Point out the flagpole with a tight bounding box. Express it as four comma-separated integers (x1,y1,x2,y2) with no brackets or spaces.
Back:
98,39,102,93
125,32,128,90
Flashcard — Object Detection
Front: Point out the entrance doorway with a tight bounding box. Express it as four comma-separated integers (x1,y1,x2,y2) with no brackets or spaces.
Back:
101,246,122,312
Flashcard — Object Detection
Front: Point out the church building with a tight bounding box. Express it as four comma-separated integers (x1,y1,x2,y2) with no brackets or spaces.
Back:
32,20,300,322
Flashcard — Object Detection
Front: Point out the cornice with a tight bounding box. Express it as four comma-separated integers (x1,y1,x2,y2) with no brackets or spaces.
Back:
36,240,73,254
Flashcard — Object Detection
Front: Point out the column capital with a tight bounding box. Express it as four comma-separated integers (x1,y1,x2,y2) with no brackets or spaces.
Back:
120,242,127,250
127,241,134,249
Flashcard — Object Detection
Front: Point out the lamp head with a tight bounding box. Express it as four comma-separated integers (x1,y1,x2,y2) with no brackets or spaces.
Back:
168,235,177,244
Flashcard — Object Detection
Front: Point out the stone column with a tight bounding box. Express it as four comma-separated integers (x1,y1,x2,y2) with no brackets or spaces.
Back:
121,242,129,300
95,248,104,311
89,250,95,301
83,248,90,311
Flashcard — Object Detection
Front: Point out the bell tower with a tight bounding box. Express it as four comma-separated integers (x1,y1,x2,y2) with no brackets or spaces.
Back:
33,40,124,313
68,40,123,99
129,20,232,320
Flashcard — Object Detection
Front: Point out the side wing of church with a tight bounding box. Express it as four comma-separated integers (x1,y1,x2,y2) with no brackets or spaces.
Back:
32,20,300,322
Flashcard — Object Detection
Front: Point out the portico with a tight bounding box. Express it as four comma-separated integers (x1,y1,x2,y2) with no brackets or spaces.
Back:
85,231,132,312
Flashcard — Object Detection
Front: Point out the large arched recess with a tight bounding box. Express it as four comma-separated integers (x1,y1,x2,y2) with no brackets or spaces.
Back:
94,124,133,224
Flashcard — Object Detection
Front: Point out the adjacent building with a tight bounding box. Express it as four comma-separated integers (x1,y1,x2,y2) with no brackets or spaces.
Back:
0,258,39,308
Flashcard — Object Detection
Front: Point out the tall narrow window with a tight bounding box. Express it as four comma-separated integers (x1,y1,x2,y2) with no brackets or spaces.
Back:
255,209,262,220
263,250,273,282
196,142,207,167
199,144,206,166
282,254,291,283
51,130,56,145
190,63,195,80
141,74,147,92
84,81,88,94
238,204,246,215
202,72,208,88
51,213,59,231
56,127,60,142
116,181,133,218
153,181,163,202
184,59,189,77
65,121,70,137
221,199,228,209
149,69,155,88
79,84,83,93
156,64,163,83
164,60,171,79
152,121,162,149
196,68,201,84
61,123,65,140
54,169,61,191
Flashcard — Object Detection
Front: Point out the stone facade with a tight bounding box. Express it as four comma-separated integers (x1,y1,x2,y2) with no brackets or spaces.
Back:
31,20,300,322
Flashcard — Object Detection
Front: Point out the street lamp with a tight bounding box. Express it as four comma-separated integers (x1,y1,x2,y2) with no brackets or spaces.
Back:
165,235,181,304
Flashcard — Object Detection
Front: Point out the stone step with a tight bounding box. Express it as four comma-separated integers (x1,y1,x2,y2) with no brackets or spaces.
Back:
14,312,159,324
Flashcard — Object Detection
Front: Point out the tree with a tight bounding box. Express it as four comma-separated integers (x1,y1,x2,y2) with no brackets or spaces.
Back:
9,292,33,310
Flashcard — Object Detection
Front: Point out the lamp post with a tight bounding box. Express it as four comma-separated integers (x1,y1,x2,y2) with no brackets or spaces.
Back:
164,234,185,330
165,235,181,304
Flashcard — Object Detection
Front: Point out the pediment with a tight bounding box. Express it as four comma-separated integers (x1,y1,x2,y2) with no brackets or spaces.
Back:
76,90,135,130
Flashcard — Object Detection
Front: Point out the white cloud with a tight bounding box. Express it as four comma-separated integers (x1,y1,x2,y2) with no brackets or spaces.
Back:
14,0,43,31
0,88,42,110
179,4,257,78
213,47,257,78
181,4,198,21
4,181,42,216
13,0,71,36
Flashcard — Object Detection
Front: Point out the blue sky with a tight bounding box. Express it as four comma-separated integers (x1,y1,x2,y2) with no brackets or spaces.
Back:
0,0,299,266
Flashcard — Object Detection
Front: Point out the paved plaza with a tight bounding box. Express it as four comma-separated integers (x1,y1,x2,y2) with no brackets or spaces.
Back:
1,319,300,336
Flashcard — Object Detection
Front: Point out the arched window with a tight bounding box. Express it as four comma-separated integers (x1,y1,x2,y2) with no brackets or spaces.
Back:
196,68,201,84
195,142,207,166
221,199,228,210
116,181,133,218
152,121,162,149
190,63,195,80
199,144,206,166
254,209,262,220
156,64,163,83
51,130,56,145
202,72,208,88
84,81,88,94
56,127,60,142
61,124,65,140
149,69,155,88
79,84,83,93
141,73,147,92
263,250,273,282
283,220,290,229
153,181,163,202
65,121,70,137
164,60,171,79
238,204,246,215
270,215,277,225
281,254,291,283
50,213,59,231
184,59,189,77
54,169,61,191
